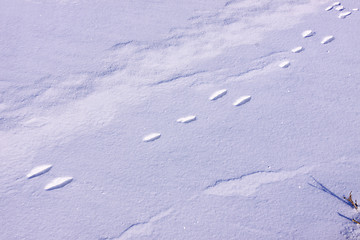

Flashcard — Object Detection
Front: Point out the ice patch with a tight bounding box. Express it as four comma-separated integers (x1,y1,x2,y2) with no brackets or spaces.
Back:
302,30,315,38
325,6,333,11
209,89,227,101
291,46,304,53
204,166,311,197
279,60,290,68
321,35,335,44
233,96,251,107
143,133,161,142
177,115,196,123
44,177,73,191
338,11,352,18
26,164,52,179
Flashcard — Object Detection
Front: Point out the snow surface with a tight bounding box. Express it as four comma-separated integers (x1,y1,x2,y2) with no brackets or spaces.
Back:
1,0,360,239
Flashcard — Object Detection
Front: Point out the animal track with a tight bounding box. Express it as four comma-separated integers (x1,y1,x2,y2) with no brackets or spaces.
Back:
209,89,227,101
321,35,335,44
279,60,290,68
325,6,333,11
26,164,52,179
177,115,196,123
339,11,352,19
332,2,341,6
233,96,251,107
44,177,73,191
302,30,315,38
204,166,311,197
291,46,304,53
143,133,161,142
335,6,344,11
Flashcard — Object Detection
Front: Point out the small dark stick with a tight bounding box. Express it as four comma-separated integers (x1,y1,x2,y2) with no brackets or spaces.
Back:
344,192,358,210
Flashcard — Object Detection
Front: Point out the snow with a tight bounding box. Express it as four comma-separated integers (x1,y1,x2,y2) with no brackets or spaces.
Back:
209,89,228,101
44,177,73,191
339,11,352,18
321,35,335,44
279,60,291,68
1,0,360,239
233,96,252,107
142,133,162,142
26,164,52,179
176,115,197,124
291,46,304,53
302,29,315,38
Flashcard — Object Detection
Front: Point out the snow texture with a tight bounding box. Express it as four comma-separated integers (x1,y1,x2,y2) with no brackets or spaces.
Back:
1,0,360,239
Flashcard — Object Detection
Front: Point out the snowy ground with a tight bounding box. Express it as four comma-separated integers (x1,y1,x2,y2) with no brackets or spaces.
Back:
1,0,360,239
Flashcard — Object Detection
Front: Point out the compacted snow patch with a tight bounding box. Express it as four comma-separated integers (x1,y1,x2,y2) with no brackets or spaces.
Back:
177,115,196,123
291,46,304,53
321,35,335,44
302,30,315,38
339,11,352,18
325,6,333,11
27,164,52,179
279,60,290,68
143,133,161,142
44,177,73,191
209,89,227,101
233,96,251,107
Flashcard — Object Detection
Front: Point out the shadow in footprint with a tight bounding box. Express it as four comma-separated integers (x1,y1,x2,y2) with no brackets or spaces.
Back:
308,177,353,208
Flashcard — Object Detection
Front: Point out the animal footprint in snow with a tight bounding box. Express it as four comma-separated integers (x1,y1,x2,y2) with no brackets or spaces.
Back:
302,30,315,38
177,115,196,123
325,6,333,11
353,8,359,11
27,164,52,179
279,60,290,68
209,89,227,101
335,6,344,11
291,46,304,53
44,177,73,191
233,96,251,107
321,36,335,44
332,2,341,6
143,133,161,142
339,11,351,18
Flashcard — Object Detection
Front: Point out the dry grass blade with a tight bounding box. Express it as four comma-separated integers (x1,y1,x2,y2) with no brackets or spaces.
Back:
344,191,358,209
352,219,360,225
